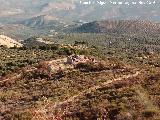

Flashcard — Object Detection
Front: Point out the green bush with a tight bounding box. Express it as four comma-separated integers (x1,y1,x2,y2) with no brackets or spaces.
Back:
13,111,32,120
58,47,73,55
143,108,158,117
76,62,106,72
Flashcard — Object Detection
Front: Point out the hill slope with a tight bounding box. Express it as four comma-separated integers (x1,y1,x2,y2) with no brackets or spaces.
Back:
0,50,160,119
73,20,160,34
0,35,22,48
21,15,60,27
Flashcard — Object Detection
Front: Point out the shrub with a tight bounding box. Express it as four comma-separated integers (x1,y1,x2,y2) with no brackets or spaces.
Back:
24,69,48,79
13,111,32,120
76,61,106,72
58,47,73,55
142,108,158,117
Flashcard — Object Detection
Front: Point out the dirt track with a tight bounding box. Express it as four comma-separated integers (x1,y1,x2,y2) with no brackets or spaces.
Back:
0,67,37,83
52,70,141,109
33,70,142,120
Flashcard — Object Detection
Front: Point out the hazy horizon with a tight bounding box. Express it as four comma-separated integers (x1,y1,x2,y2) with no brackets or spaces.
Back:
0,0,160,24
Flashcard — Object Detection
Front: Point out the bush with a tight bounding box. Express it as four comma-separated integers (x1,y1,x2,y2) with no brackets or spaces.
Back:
24,69,50,79
13,111,32,120
58,47,73,55
143,109,158,117
76,62,106,72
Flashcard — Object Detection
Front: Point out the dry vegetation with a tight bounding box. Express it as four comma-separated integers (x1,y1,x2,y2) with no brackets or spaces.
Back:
0,33,160,120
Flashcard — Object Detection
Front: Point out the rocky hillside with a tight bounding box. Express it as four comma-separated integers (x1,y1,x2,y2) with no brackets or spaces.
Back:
0,35,22,48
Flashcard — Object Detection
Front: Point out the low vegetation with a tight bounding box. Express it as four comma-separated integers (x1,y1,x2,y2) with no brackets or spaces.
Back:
0,33,160,120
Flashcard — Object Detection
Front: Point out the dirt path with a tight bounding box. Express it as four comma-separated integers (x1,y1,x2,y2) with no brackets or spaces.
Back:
0,67,37,83
50,70,141,109
32,70,142,120
0,74,22,83
135,85,159,111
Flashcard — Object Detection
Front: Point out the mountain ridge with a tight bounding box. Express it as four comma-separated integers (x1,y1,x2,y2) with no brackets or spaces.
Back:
73,20,160,34
0,0,160,24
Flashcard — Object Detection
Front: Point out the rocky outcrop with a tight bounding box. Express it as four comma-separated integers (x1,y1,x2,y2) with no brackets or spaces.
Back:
0,35,22,48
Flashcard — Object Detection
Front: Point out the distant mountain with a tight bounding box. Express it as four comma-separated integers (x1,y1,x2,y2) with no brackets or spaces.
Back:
1,0,160,39
0,0,160,24
0,16,68,40
0,35,22,48
0,24,43,40
72,20,160,34
21,15,60,27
